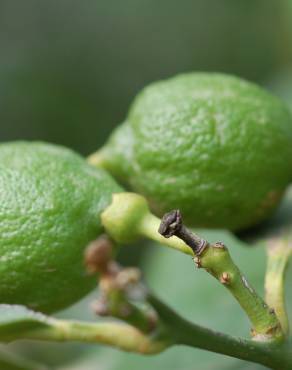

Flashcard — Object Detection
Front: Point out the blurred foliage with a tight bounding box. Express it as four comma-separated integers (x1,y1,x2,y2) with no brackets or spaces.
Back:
1,0,292,369
267,69,292,111
0,0,292,155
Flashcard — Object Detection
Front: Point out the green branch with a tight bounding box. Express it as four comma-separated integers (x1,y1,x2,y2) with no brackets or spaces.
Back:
198,243,282,339
158,210,283,341
0,297,291,370
147,294,292,370
5,319,167,355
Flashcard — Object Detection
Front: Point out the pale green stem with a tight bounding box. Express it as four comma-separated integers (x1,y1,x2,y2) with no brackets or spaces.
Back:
265,239,292,335
4,319,167,355
197,243,283,340
157,210,283,341
101,192,194,256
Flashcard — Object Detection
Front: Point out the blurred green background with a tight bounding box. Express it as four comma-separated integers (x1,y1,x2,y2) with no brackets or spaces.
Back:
1,0,292,154
1,0,292,369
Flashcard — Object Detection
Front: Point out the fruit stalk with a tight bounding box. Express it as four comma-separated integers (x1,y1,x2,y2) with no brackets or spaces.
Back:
101,192,193,255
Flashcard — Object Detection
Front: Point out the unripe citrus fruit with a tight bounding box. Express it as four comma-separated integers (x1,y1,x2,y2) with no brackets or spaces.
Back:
93,73,292,231
0,141,121,313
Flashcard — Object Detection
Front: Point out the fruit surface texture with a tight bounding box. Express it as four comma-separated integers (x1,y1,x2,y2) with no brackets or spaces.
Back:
99,73,292,230
0,142,121,312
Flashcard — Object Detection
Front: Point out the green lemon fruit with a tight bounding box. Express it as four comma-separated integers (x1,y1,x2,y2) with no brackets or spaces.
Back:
0,141,121,313
95,73,292,231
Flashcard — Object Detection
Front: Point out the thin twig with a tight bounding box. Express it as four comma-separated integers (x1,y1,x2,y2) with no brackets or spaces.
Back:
265,237,292,335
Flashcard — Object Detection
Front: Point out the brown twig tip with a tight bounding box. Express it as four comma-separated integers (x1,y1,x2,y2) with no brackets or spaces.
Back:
158,210,208,255
158,209,182,238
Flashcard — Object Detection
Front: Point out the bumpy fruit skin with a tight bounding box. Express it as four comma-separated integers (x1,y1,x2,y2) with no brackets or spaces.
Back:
0,142,121,313
100,73,292,230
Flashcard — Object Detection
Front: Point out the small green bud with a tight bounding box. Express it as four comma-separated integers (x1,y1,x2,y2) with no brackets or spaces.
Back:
101,192,150,243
